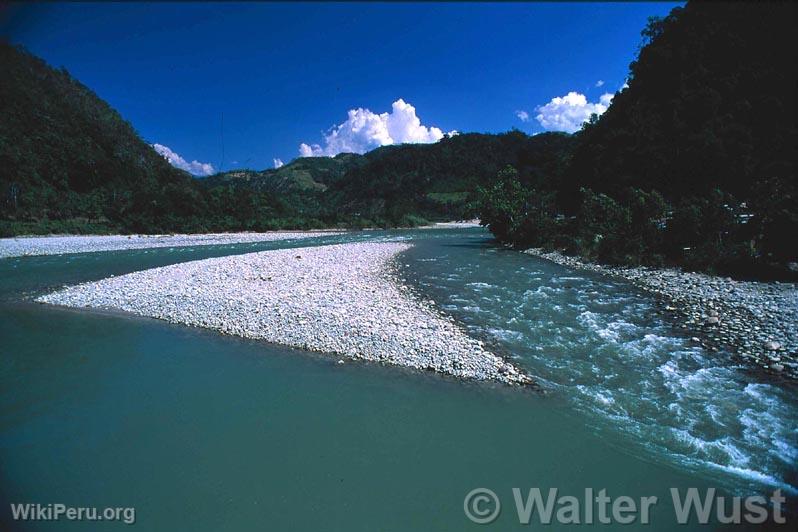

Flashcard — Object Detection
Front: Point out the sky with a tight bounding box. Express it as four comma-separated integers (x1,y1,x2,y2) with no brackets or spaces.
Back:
2,2,681,175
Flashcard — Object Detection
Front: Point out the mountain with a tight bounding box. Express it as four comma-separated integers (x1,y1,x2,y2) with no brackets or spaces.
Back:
477,1,797,277
327,131,574,223
201,153,366,193
564,1,796,206
2,40,571,233
0,41,206,235
8,0,792,275
203,131,575,225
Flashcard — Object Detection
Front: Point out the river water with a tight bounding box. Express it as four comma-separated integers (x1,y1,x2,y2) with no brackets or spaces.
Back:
1,228,795,530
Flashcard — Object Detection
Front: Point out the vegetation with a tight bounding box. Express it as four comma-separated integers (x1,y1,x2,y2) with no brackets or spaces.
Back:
202,153,366,193
1,41,198,235
477,1,797,279
1,41,566,233
207,130,575,227
2,1,795,279
0,43,352,235
325,131,574,225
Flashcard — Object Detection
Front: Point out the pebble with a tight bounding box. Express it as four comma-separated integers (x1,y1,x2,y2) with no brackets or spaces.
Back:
0,231,343,258
37,242,532,385
524,248,798,380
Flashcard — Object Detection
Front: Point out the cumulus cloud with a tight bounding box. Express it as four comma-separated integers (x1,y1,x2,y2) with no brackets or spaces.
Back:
534,91,614,133
595,80,605,88
152,143,215,176
515,110,530,122
298,99,449,157
273,158,284,169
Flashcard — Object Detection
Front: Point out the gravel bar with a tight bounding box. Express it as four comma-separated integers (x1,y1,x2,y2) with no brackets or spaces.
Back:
37,242,531,385
525,248,798,379
0,231,343,259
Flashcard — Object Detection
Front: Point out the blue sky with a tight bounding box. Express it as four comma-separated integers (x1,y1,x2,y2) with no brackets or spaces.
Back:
3,2,680,174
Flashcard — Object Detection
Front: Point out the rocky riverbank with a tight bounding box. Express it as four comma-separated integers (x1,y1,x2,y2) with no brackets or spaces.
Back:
0,231,343,259
37,242,531,385
419,219,482,229
525,248,798,379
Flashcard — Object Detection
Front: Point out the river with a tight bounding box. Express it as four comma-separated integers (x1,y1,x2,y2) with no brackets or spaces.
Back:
1,227,795,530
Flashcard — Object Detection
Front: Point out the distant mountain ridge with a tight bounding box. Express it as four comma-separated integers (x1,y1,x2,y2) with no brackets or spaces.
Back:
201,153,366,193
0,42,487,233
6,0,791,275
203,131,574,224
3,40,570,234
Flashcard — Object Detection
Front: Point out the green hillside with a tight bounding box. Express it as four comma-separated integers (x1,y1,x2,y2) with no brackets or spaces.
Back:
3,0,795,279
0,44,361,233
328,131,574,223
3,40,567,233
202,153,365,193
0,41,206,235
565,2,795,205
206,130,574,225
477,1,797,278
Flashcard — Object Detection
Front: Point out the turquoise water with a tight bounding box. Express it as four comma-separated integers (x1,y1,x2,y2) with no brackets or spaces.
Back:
1,228,795,530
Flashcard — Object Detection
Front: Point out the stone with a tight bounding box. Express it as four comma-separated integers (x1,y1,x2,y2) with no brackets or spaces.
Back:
0,231,342,259
35,241,532,386
521,246,797,381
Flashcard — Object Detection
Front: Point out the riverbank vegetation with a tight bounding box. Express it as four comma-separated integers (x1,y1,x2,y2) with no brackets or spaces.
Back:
478,2,796,279
2,2,795,279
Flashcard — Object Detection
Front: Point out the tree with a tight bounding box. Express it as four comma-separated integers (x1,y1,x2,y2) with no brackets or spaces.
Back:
476,166,529,243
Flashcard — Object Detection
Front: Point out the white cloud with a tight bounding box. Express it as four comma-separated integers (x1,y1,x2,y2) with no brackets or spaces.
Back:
298,99,449,157
515,110,530,122
298,143,316,157
152,143,215,176
273,158,284,169
534,91,614,133
595,80,605,88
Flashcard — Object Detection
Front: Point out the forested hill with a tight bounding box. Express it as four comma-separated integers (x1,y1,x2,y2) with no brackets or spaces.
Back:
327,131,573,223
478,1,797,278
201,153,366,193
0,40,572,234
565,1,795,205
0,42,204,234
2,0,795,279
200,131,574,224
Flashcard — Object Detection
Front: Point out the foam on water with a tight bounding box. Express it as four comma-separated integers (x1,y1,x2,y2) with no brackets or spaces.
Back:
402,239,798,497
466,282,493,287
488,328,525,342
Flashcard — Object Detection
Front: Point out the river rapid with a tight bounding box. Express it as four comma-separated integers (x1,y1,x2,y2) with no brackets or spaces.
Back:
1,227,795,530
